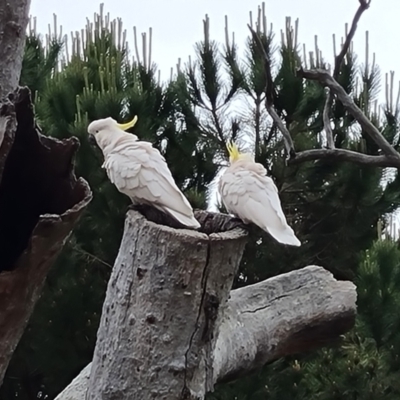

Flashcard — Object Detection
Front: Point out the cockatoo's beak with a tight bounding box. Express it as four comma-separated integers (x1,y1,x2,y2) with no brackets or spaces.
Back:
117,115,138,131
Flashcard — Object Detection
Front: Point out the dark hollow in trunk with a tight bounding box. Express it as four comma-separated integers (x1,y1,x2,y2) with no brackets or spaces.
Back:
0,87,92,384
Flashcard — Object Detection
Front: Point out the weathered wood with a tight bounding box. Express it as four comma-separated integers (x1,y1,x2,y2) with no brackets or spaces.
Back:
54,215,357,400
0,88,92,384
0,0,31,183
85,209,247,399
213,265,356,383
0,0,31,99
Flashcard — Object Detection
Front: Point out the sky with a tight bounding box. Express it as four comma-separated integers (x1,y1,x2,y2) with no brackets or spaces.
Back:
30,0,400,103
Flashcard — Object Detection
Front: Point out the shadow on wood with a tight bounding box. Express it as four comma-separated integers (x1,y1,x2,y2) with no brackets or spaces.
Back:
0,87,92,384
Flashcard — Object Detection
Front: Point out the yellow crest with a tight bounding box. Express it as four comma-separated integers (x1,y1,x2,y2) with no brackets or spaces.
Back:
226,140,240,161
117,115,138,131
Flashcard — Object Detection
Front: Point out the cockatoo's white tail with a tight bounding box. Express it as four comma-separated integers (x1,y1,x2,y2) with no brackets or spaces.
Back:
163,206,200,229
266,226,301,246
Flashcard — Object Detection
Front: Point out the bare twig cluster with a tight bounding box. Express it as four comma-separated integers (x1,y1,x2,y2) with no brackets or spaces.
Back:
251,0,400,169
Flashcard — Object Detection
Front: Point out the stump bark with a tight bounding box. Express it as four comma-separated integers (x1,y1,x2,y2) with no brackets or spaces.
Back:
0,88,92,383
86,209,247,399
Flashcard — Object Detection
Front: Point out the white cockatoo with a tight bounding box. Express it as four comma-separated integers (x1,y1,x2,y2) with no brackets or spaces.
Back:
218,141,301,246
87,116,200,229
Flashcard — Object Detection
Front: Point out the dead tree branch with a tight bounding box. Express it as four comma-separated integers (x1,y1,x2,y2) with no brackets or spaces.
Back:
214,266,356,383
323,89,335,148
289,148,400,168
323,0,371,149
297,68,400,160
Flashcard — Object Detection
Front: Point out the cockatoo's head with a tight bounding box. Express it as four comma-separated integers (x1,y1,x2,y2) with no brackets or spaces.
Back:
87,116,138,146
226,140,254,164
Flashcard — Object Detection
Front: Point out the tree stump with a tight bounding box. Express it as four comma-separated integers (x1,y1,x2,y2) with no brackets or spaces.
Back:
86,209,248,399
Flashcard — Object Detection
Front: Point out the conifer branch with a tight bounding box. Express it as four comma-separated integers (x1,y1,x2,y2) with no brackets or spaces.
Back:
248,24,296,159
323,0,371,149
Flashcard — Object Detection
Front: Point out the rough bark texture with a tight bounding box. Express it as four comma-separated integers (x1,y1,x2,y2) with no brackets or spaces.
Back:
0,0,31,99
214,265,356,383
55,214,357,400
85,210,247,399
0,88,92,384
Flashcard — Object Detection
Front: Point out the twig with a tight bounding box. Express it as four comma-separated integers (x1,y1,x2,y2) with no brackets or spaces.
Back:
322,89,334,148
289,148,400,168
248,24,296,159
323,0,371,149
72,245,113,269
297,68,400,159
333,0,371,79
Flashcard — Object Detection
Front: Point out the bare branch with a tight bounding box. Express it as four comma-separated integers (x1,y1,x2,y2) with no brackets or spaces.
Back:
333,0,371,78
297,68,400,159
248,24,296,158
214,266,356,383
323,89,335,148
323,0,371,149
289,148,400,168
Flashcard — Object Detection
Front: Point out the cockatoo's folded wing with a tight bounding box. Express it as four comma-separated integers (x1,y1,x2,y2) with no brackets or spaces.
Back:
104,142,200,228
219,168,300,246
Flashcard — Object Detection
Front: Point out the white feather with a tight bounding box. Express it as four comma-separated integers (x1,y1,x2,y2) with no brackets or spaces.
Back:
219,160,301,246
89,119,200,229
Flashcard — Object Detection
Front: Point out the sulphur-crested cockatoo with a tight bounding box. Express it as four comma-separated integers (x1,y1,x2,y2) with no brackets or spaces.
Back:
87,116,200,229
218,141,301,246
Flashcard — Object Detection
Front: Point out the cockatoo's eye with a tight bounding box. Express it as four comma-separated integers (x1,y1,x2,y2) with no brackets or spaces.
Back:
95,130,99,133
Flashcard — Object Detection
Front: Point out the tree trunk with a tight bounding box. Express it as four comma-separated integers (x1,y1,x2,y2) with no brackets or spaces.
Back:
0,0,30,99
0,0,30,182
0,88,92,384
55,210,357,400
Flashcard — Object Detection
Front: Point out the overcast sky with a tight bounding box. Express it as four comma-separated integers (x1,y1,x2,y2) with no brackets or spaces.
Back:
30,0,400,103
